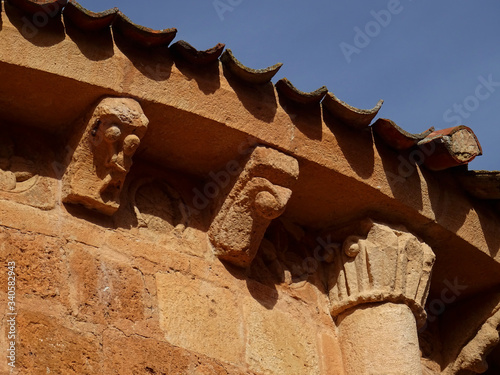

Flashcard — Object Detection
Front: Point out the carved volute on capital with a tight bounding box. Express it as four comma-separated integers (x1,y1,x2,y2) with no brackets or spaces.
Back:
62,97,149,215
208,146,299,268
328,221,436,328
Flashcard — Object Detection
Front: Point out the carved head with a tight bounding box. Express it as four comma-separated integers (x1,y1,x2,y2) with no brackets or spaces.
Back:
63,97,149,215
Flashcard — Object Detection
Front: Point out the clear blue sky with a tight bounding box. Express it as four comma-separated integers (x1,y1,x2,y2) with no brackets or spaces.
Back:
79,0,500,171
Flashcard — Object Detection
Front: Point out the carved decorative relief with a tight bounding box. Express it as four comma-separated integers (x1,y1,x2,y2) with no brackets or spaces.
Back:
208,146,299,267
328,221,436,328
0,128,56,209
445,306,500,374
0,135,38,192
62,97,149,215
129,178,186,233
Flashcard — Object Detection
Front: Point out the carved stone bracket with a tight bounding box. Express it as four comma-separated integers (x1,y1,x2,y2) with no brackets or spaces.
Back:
62,97,149,215
208,146,299,267
445,306,500,374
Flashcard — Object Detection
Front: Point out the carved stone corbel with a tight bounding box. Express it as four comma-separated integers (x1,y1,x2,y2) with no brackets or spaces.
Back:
208,146,299,267
444,306,500,374
62,97,149,215
328,221,436,375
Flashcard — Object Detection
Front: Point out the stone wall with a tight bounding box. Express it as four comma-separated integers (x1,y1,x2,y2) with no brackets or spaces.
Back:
0,125,344,374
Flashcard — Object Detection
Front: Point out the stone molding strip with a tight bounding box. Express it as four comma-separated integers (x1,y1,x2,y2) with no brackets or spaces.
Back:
459,170,500,200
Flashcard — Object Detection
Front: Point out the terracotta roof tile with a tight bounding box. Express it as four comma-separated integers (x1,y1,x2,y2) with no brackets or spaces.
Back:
418,126,482,171
373,118,434,150
373,119,482,171
323,92,383,129
2,0,495,191
171,41,225,65
220,49,282,84
6,0,66,15
63,0,117,31
275,78,327,104
112,11,176,48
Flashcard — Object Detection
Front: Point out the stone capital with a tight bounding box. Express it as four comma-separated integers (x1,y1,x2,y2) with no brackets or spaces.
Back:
329,221,436,328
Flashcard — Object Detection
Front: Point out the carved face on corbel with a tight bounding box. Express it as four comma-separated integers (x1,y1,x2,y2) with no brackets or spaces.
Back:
62,97,149,215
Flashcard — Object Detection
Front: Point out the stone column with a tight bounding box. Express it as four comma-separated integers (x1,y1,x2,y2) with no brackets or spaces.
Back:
328,221,435,375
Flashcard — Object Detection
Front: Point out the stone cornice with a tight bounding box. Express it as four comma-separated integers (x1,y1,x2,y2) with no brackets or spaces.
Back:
0,3,499,285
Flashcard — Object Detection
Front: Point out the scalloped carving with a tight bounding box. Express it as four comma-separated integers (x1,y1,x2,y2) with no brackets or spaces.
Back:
0,134,38,193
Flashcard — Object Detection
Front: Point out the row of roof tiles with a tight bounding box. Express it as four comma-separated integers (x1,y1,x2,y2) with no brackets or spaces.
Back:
2,0,499,202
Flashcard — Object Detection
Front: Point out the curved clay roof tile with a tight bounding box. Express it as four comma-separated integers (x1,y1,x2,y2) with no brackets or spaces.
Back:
63,1,118,31
275,78,328,104
220,49,282,84
322,92,383,129
112,11,177,48
418,126,482,171
6,0,67,15
170,40,225,65
372,118,434,151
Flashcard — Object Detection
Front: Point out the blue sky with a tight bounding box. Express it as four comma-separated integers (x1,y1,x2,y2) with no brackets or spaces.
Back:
78,0,500,171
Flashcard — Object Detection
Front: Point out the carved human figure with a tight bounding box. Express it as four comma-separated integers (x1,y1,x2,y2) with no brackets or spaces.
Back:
62,97,149,215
